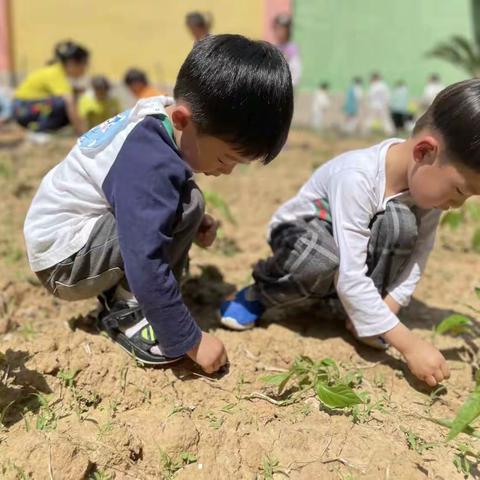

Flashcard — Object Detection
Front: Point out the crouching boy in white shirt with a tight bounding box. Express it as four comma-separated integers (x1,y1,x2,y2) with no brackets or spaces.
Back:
221,79,480,387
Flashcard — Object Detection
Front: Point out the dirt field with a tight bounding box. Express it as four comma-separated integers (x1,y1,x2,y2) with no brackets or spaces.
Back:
1,130,480,480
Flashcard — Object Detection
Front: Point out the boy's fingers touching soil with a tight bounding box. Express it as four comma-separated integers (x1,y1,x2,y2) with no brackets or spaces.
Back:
433,370,445,384
425,375,438,387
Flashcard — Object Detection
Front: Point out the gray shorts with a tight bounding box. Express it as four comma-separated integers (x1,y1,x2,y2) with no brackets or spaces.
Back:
36,178,205,301
253,200,418,307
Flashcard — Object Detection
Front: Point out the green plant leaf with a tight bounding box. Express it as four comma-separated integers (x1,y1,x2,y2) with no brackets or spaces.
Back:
475,287,480,300
447,384,480,441
440,210,464,230
472,228,480,253
315,382,363,409
428,417,480,439
203,191,237,225
261,372,290,386
467,203,480,221
435,314,473,336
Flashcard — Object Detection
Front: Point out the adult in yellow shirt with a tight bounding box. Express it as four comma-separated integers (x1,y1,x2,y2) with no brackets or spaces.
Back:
78,76,121,129
13,41,89,135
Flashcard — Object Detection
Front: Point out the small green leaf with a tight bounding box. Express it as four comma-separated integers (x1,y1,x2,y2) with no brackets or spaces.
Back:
475,287,480,300
260,373,290,386
203,191,237,225
447,384,480,441
467,202,480,221
261,372,294,393
435,314,473,336
315,381,363,409
440,210,464,230
472,228,480,253
429,417,480,439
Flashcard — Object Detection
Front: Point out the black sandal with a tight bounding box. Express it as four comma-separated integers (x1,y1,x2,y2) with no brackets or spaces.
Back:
97,301,184,366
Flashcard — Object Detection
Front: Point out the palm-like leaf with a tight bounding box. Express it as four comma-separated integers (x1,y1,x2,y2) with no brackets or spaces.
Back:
428,35,480,77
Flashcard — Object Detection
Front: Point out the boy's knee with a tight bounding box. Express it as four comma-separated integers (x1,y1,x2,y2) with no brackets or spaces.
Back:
383,202,418,250
291,226,339,293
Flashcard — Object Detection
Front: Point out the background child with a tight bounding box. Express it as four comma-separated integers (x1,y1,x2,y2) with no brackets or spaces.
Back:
123,68,162,100
12,40,89,136
272,13,302,88
363,72,394,135
390,80,410,133
78,75,121,129
24,34,293,374
185,11,212,42
342,77,363,134
311,82,331,131
222,79,480,387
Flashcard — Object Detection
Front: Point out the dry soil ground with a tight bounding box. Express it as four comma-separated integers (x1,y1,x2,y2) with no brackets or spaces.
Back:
0,130,480,480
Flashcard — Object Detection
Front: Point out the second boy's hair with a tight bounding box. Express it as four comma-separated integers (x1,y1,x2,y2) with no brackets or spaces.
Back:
414,79,480,172
173,34,293,164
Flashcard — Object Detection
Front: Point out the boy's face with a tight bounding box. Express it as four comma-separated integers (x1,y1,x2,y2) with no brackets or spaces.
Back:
94,87,108,101
128,81,146,97
408,135,480,210
170,104,251,176
273,24,289,44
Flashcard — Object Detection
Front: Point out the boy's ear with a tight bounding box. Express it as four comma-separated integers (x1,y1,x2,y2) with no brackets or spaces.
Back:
171,105,192,131
412,135,439,164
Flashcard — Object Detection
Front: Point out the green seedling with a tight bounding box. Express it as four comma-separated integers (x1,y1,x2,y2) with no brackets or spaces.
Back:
89,470,112,480
427,417,480,439
203,190,236,225
441,202,480,252
403,429,437,454
0,160,12,179
17,322,37,341
453,443,480,478
261,356,364,410
435,315,473,336
260,455,289,479
220,403,236,414
0,400,15,430
350,395,386,424
34,394,57,432
446,372,480,441
159,449,197,479
206,412,224,430
57,368,78,388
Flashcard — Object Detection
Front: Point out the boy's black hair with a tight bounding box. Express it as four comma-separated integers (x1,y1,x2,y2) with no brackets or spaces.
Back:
124,68,148,86
91,75,111,91
414,79,480,172
173,34,293,164
54,40,89,64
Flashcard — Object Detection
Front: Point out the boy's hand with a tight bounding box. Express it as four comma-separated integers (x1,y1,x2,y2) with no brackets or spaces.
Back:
384,323,450,386
403,337,450,387
195,214,218,248
186,331,228,374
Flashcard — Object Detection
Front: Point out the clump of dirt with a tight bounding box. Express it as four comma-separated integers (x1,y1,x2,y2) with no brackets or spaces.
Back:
0,132,480,479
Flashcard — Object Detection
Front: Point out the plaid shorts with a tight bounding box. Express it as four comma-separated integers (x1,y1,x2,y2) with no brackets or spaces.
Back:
253,199,418,307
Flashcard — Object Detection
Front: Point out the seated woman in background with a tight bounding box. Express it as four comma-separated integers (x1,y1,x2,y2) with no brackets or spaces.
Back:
78,75,120,129
13,40,89,136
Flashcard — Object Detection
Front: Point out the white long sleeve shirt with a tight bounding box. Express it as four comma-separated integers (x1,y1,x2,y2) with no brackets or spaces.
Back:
269,139,441,337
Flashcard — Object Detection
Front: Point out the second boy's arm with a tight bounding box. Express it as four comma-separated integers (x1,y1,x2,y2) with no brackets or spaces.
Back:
329,170,448,385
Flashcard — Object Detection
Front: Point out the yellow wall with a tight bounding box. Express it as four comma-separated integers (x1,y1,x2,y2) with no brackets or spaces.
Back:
12,0,263,89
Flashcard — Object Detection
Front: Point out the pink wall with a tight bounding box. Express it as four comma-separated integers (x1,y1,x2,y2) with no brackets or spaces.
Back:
263,0,292,43
0,0,10,72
